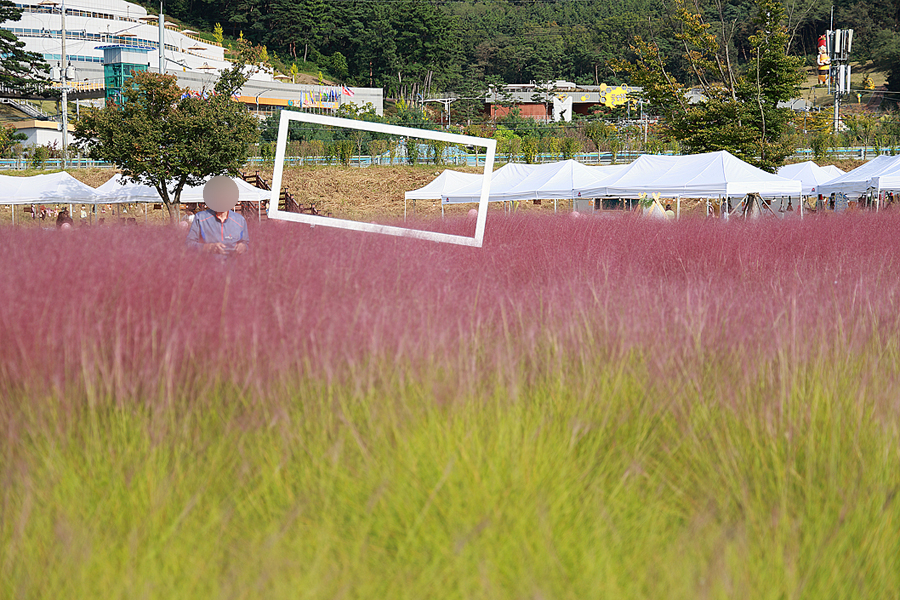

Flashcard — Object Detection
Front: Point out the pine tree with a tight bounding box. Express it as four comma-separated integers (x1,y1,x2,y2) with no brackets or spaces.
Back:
0,0,49,91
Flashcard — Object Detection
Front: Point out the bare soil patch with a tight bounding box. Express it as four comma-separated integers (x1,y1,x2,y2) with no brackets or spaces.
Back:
248,164,570,221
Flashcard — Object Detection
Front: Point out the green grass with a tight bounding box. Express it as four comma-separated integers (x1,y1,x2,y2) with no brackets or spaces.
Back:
3,346,898,599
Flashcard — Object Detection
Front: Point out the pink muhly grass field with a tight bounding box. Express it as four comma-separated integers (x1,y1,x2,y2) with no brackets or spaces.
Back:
2,213,900,597
1,213,900,402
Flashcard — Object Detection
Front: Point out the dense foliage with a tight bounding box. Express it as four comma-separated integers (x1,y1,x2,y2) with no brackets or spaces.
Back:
0,0,48,91
142,0,898,95
617,0,805,171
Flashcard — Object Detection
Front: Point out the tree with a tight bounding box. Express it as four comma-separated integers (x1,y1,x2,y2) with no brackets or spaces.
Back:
844,113,878,160
871,30,900,104
583,120,615,162
615,0,804,171
74,68,258,223
0,0,49,91
0,123,26,157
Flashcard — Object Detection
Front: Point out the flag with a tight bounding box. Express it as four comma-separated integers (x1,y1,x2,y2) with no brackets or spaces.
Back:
341,85,354,97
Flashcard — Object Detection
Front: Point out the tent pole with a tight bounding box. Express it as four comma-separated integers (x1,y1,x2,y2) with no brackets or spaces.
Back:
11,204,15,226
676,197,680,220
441,202,444,218
404,198,407,221
554,199,557,213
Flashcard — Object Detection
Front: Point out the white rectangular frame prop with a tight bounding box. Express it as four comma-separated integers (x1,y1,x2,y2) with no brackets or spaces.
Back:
268,111,497,247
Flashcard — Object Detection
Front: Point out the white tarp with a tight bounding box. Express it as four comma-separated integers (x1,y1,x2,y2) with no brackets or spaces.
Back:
96,174,271,204
441,163,539,204
777,162,844,195
493,160,622,202
818,155,900,196
433,161,626,204
404,170,483,200
580,151,802,199
870,174,900,193
0,172,99,205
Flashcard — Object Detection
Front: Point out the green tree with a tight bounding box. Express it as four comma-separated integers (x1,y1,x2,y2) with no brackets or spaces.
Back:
74,69,258,223
0,0,49,91
213,23,224,45
871,30,900,104
844,113,878,160
29,144,50,169
521,135,539,163
560,136,581,159
616,0,804,171
0,123,26,157
583,120,614,162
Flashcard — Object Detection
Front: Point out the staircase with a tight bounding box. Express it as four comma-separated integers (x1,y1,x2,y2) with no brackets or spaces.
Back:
0,97,55,120
239,171,320,220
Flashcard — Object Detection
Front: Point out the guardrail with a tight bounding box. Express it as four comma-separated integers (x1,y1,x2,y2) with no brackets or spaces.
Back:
2,148,894,173
47,80,106,93
0,159,116,170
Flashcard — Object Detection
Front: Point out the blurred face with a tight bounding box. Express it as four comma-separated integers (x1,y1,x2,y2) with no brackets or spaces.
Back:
203,176,239,212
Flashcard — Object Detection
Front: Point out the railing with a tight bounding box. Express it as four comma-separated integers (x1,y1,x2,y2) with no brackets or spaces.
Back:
245,147,897,168
47,79,106,93
0,97,54,119
182,31,222,48
2,148,891,175
240,170,318,215
0,158,115,170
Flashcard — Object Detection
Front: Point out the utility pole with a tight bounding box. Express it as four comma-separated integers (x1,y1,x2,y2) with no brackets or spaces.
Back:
158,0,165,75
828,27,853,135
60,0,67,169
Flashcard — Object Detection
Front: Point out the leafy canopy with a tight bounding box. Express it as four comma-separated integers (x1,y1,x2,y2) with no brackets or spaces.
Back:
0,0,49,91
74,68,259,222
615,0,804,171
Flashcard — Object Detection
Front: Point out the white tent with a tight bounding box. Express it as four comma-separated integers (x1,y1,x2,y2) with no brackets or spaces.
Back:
0,172,99,205
96,174,271,204
777,162,844,195
818,155,900,197
403,170,483,200
492,160,622,202
433,162,626,204
441,163,539,204
580,151,802,199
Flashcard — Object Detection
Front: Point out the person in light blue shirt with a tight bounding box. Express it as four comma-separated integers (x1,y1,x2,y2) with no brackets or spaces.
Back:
185,176,249,257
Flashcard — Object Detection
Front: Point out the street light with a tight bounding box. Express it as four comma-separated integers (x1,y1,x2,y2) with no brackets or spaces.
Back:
255,90,275,118
159,0,165,75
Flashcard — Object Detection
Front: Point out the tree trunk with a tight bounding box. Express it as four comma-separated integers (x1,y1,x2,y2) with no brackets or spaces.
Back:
165,200,180,224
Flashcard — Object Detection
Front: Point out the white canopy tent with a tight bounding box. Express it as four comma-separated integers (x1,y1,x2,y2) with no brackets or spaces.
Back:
491,160,623,202
580,151,803,199
403,170,483,201
818,155,900,197
96,174,271,204
441,163,539,204
777,162,844,195
403,169,483,218
433,161,626,211
0,172,99,205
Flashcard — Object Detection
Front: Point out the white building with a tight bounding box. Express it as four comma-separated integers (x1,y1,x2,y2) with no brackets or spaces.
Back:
2,0,382,116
